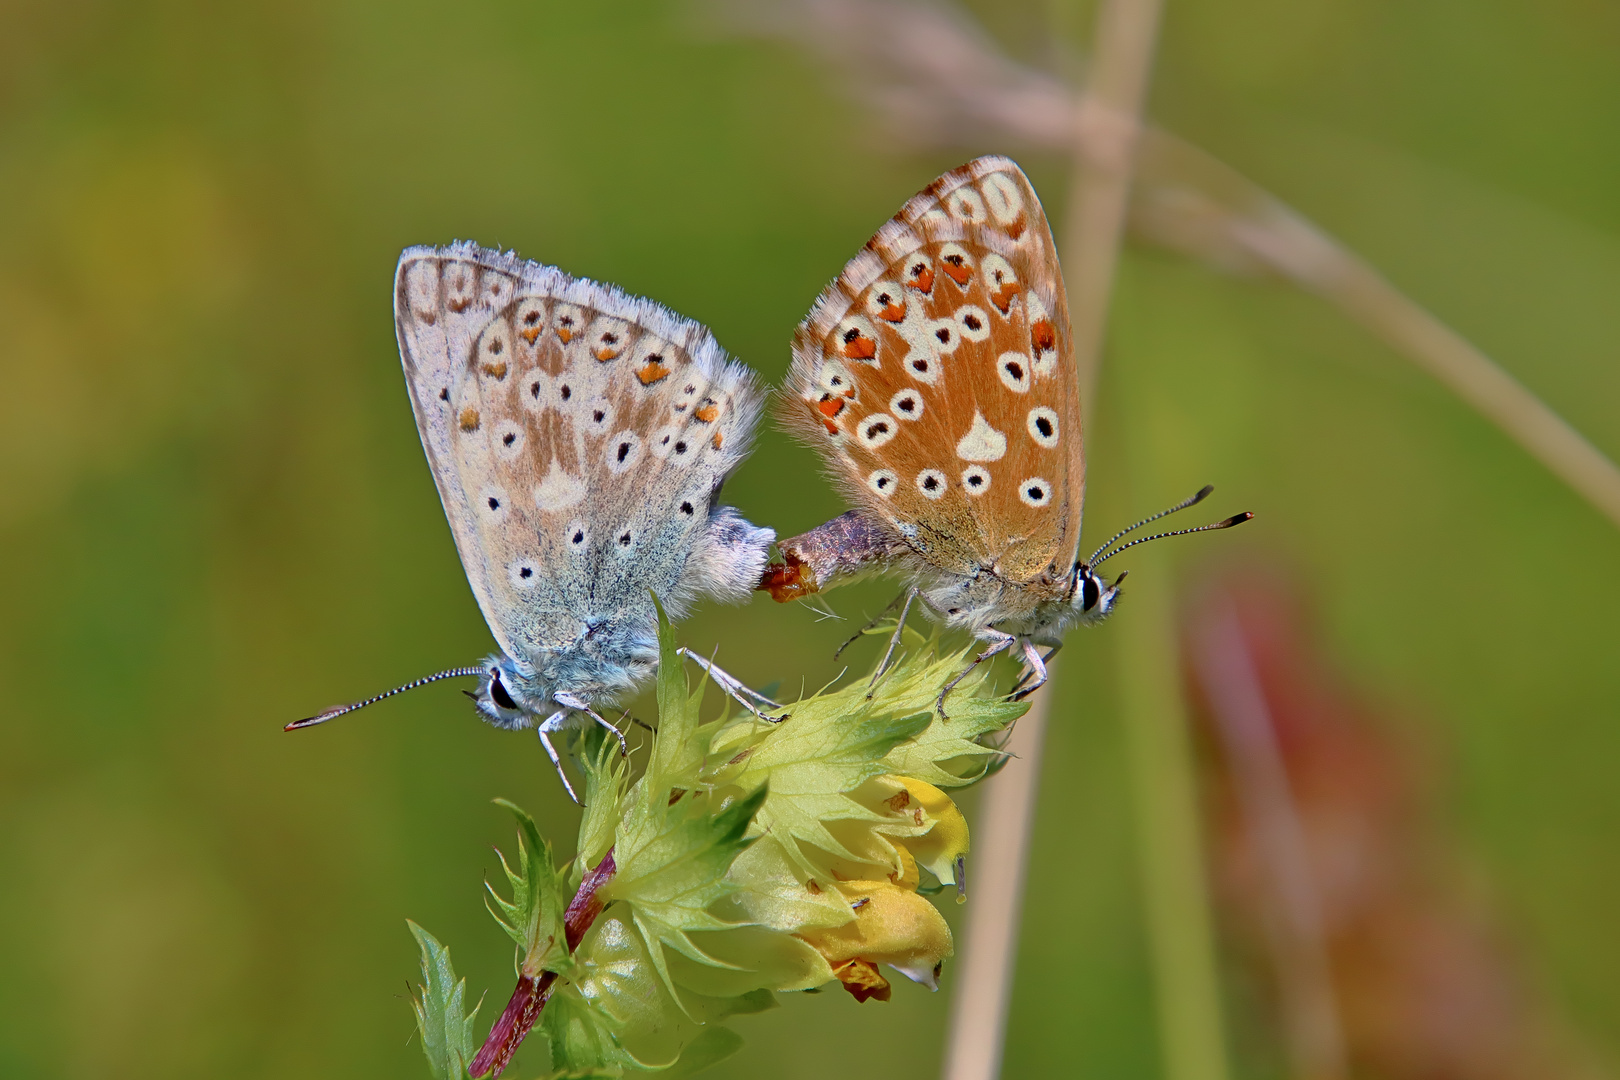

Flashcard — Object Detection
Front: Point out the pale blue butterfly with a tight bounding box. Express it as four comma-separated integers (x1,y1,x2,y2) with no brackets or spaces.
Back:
291,243,779,799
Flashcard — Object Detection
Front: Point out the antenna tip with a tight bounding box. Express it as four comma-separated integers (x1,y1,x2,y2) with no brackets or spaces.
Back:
1194,484,1215,502
1222,511,1255,528
285,708,342,731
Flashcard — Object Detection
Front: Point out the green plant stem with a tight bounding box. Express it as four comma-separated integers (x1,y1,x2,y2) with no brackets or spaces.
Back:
1118,560,1229,1080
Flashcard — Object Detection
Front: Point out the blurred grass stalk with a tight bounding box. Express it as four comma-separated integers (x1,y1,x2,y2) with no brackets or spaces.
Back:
952,0,1236,1077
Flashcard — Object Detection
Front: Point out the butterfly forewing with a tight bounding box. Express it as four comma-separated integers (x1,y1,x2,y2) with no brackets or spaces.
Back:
396,243,763,666
783,157,1082,585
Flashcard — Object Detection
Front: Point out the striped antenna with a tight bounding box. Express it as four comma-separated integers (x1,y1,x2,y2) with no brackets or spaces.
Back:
1087,485,1215,566
286,666,483,731
1091,512,1255,569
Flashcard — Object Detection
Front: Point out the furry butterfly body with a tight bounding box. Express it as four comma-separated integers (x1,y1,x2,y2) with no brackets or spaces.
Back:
761,157,1247,699
294,243,776,795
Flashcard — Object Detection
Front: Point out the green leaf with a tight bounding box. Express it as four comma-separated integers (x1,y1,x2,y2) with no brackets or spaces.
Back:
652,1025,746,1079
408,921,481,1080
606,786,768,1001
646,597,705,792
486,799,570,977
577,725,629,875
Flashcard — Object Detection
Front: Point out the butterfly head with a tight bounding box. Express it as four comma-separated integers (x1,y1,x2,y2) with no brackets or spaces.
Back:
1073,565,1127,625
468,655,548,730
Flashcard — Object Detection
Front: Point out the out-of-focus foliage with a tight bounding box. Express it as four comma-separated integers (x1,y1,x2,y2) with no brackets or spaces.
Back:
1,1,1617,1078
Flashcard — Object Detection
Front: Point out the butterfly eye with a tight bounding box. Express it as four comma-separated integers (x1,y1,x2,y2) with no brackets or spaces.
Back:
1081,574,1102,612
488,672,518,710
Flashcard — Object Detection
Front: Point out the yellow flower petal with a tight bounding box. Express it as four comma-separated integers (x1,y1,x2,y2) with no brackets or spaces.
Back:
886,777,970,889
797,880,953,993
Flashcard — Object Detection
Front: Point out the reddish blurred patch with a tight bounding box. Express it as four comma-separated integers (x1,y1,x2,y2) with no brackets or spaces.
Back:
1182,571,1570,1080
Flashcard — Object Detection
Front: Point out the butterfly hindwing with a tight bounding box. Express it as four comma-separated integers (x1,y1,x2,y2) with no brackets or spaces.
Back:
783,157,1082,585
397,243,765,670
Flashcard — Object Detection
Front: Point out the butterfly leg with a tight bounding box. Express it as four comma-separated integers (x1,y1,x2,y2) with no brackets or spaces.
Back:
677,648,787,724
936,629,1019,717
1011,643,1062,700
536,709,581,805
554,690,630,757
866,588,919,697
833,589,910,660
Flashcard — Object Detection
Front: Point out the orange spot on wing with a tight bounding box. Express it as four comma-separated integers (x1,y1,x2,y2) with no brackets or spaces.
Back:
990,281,1022,314
1031,319,1056,352
817,397,845,419
1005,217,1027,240
909,267,935,294
458,407,480,432
637,361,670,385
594,346,620,361
694,404,720,423
712,430,723,449
480,360,508,378
941,258,972,285
555,326,573,343
841,334,877,360
519,327,541,344
878,300,906,322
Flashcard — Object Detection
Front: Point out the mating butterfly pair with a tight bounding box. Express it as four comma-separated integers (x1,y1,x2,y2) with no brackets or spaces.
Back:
291,156,1249,797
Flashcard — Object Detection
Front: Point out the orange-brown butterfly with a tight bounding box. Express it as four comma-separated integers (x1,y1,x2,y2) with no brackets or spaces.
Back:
760,156,1251,709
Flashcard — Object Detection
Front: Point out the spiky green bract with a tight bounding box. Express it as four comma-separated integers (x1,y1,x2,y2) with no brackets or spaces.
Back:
486,799,571,978
408,921,481,1080
575,725,629,884
705,638,1023,891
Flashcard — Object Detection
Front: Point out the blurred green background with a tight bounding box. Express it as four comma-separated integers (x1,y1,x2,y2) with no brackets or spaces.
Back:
2,1,1618,1077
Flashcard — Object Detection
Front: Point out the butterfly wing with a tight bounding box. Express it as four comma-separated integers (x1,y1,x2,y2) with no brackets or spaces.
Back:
782,157,1082,585
396,243,768,674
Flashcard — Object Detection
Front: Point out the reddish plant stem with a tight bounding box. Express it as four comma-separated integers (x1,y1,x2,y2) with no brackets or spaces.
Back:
469,849,617,1079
